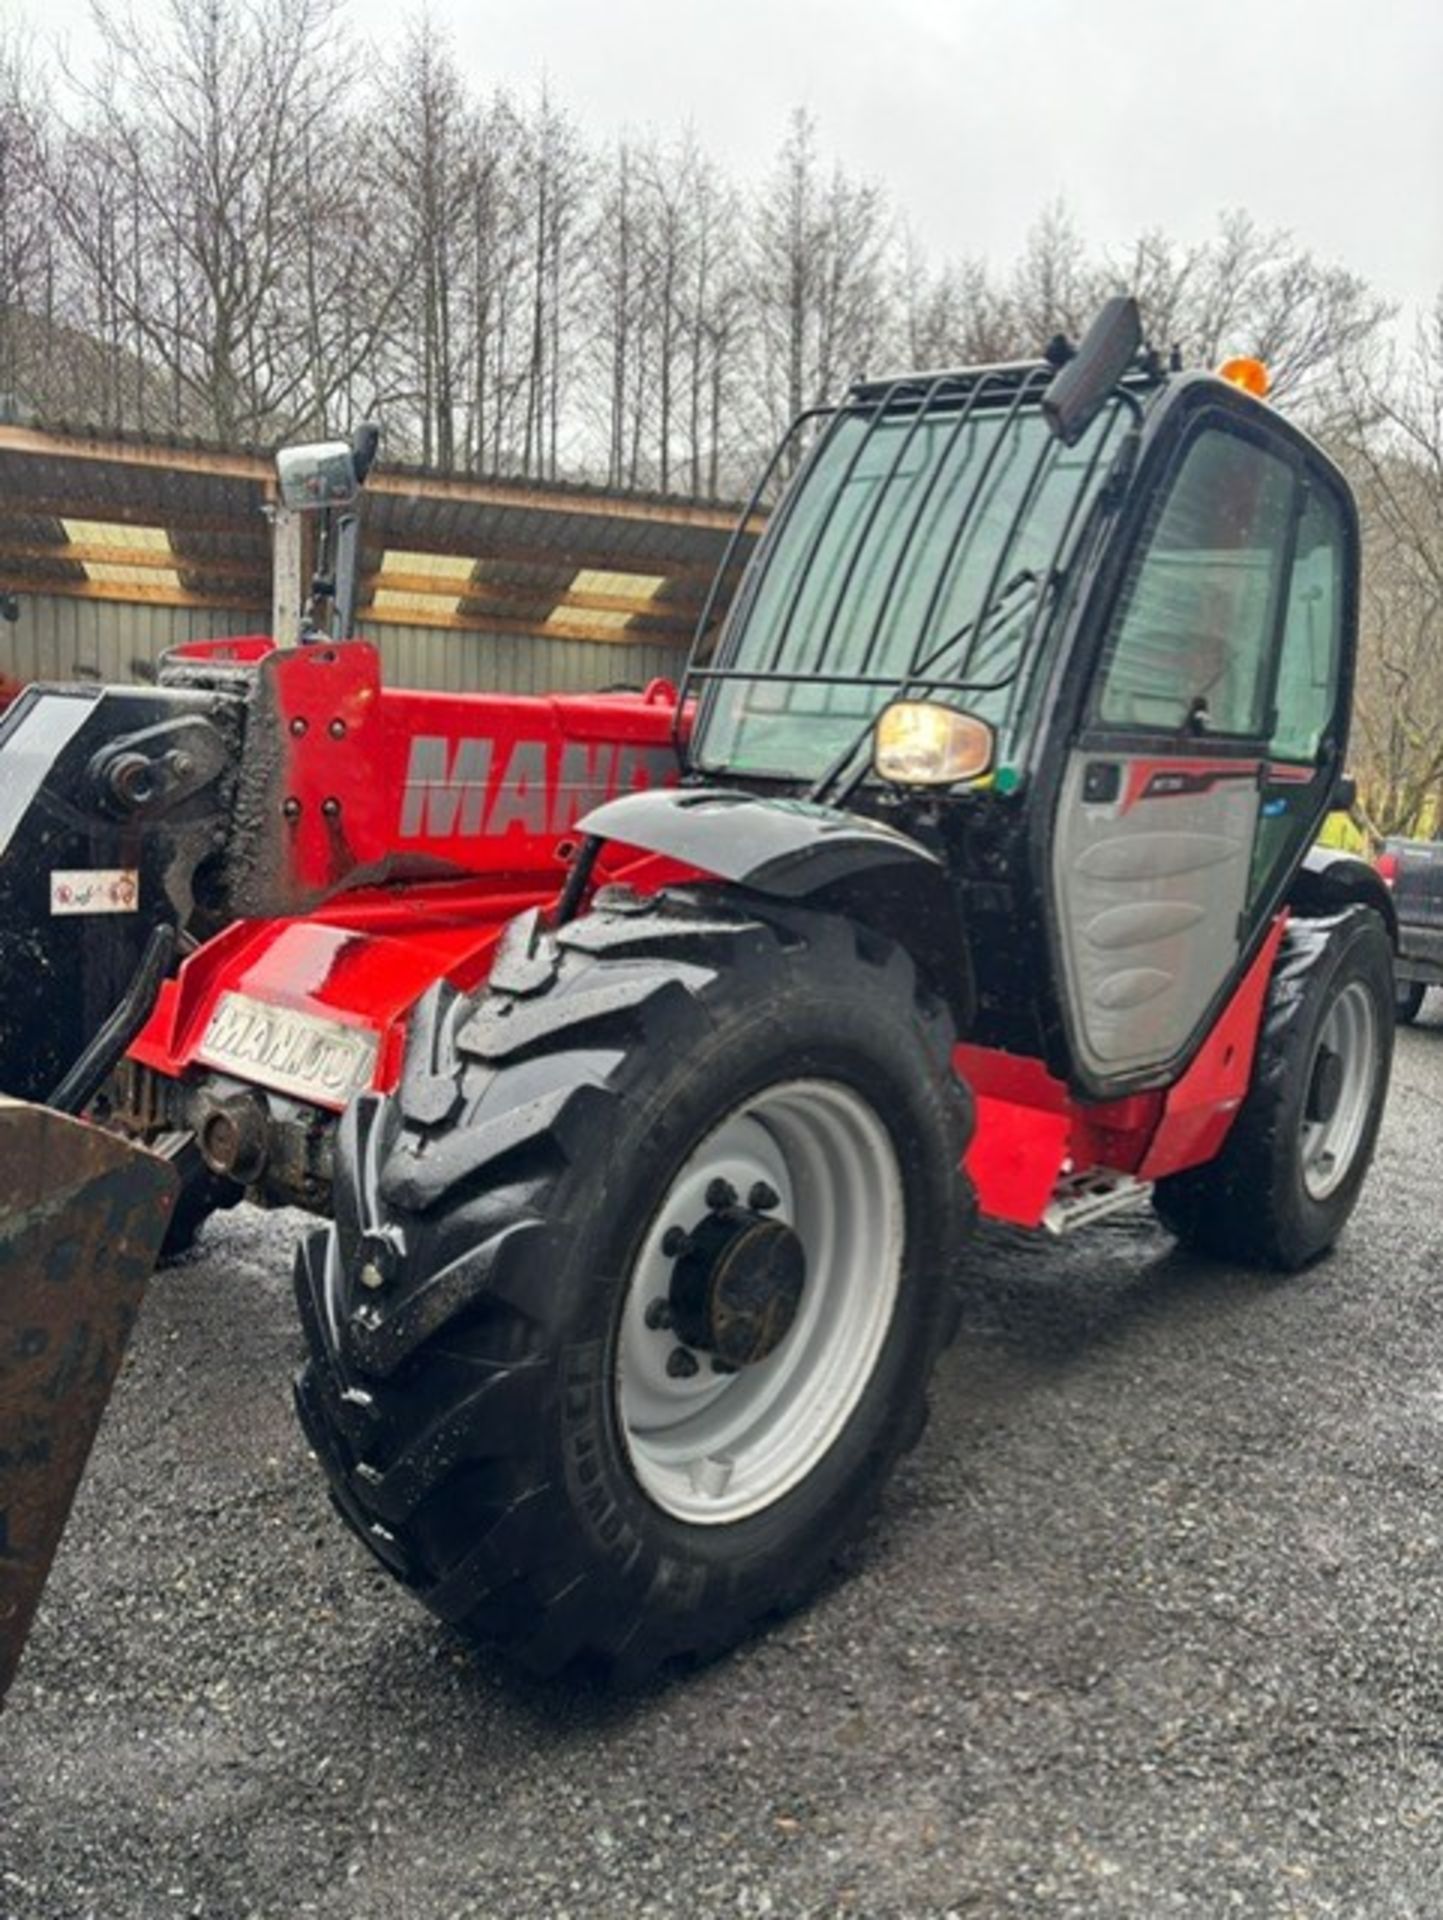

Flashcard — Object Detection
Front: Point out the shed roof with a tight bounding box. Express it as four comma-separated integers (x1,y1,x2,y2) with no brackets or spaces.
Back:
0,425,762,650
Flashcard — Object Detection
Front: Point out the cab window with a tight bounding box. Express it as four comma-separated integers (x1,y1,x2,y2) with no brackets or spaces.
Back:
1097,427,1297,737
1270,484,1345,764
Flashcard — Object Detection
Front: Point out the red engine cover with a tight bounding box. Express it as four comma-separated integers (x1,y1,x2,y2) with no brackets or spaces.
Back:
130,640,684,1103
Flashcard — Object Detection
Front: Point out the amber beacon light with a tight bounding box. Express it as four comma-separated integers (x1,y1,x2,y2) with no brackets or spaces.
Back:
1217,356,1271,398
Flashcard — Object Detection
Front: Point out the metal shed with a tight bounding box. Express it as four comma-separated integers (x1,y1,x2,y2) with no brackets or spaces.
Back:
0,425,761,696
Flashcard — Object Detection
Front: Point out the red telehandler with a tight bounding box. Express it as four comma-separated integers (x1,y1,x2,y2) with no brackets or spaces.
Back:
0,299,1398,1696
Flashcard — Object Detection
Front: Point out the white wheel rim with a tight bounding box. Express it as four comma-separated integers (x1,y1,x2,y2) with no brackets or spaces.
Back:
1299,979,1379,1201
615,1078,905,1526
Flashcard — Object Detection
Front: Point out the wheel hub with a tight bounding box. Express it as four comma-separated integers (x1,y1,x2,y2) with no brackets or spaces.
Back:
669,1207,807,1368
1298,978,1381,1202
616,1079,905,1526
1306,1044,1344,1125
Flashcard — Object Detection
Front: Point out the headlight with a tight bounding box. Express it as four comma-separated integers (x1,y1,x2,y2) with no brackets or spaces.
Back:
873,701,995,787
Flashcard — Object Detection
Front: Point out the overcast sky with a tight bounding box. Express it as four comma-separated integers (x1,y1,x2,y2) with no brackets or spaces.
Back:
24,0,1443,317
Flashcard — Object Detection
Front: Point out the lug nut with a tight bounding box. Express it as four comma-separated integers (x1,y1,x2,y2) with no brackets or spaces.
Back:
644,1297,674,1331
748,1181,780,1213
705,1178,736,1212
661,1226,688,1258
666,1347,700,1379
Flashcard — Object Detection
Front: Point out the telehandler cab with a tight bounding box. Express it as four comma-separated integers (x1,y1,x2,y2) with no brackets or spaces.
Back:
0,297,1396,1694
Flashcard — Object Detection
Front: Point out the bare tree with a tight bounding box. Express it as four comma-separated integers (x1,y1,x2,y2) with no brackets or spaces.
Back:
457,89,517,472
679,146,747,499
896,235,1015,370
0,29,59,418
0,20,1408,543
1336,301,1443,834
373,20,478,466
512,86,585,480
639,137,692,492
585,132,744,494
751,110,892,450
51,0,389,440
751,110,825,441
588,136,648,487
1010,201,1107,349
1112,211,1392,408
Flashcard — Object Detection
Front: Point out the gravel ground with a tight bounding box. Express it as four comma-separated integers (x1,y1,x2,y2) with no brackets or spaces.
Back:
4,1010,1443,1919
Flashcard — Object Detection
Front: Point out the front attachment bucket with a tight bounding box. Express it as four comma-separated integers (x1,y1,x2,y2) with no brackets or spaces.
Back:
0,1100,177,1709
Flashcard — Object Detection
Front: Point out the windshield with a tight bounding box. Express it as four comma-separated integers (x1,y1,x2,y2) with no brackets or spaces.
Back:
691,379,1126,783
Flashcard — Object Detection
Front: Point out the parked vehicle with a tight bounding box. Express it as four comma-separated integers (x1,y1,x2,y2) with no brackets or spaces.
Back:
1378,838,1443,1021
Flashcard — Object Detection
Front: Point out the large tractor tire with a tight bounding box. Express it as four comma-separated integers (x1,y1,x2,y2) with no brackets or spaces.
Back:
1153,907,1393,1271
294,888,975,1677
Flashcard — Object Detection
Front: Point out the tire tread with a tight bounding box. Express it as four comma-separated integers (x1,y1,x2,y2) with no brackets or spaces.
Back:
295,888,975,1674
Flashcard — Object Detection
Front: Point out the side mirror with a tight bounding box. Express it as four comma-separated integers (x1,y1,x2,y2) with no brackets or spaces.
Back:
275,439,361,512
1334,772,1358,812
1041,296,1142,447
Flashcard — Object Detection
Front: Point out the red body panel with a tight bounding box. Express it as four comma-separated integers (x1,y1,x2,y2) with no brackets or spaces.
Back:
130,882,542,1104
220,641,680,913
167,634,277,666
130,639,682,1097
957,915,1288,1227
1135,915,1287,1179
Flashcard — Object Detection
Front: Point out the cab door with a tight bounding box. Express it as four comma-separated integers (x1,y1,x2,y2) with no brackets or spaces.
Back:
1049,412,1350,1091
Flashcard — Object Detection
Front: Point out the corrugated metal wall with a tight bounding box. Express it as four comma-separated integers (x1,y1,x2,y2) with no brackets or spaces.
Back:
354,619,685,695
0,595,689,695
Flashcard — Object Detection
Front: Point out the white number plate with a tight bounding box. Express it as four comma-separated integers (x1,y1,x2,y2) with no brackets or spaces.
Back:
197,992,379,1108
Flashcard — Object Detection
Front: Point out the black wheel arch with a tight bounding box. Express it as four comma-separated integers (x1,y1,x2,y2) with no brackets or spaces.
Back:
577,786,975,1028
1288,847,1397,944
